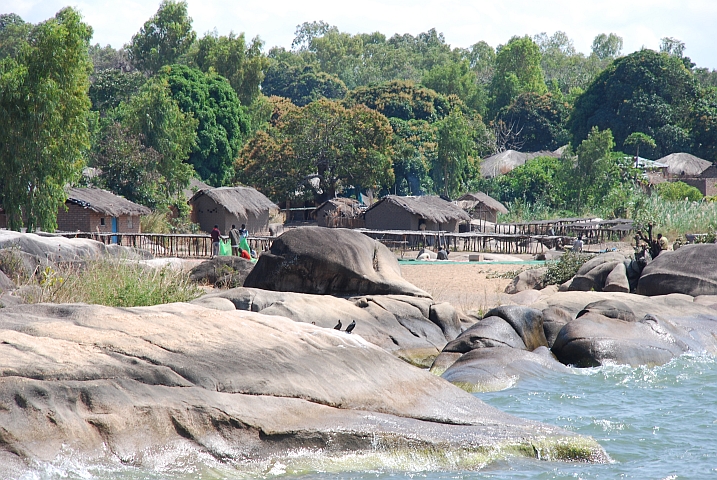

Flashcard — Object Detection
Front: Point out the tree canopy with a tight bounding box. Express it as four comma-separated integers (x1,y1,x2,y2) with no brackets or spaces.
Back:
0,8,93,231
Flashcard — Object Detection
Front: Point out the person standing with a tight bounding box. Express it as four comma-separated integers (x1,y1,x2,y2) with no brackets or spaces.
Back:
210,224,221,259
239,223,248,238
573,235,584,253
229,224,241,256
657,233,670,254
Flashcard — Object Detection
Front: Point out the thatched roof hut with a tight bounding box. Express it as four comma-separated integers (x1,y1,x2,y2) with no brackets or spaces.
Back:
656,153,712,177
312,198,364,228
65,187,151,217
189,186,278,234
480,150,560,178
456,192,508,223
57,187,150,234
182,177,212,201
364,195,469,232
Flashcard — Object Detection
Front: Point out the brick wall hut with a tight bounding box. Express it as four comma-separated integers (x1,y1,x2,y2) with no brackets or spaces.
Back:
364,195,470,232
189,186,278,234
56,187,151,234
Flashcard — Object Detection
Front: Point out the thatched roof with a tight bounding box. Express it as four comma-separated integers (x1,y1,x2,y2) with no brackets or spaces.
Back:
456,192,508,214
189,186,278,218
656,153,712,176
366,195,470,223
183,177,212,201
313,197,362,216
479,150,560,178
66,187,151,217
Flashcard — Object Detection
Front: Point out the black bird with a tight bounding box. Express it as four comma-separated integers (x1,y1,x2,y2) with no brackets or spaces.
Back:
334,320,342,330
345,320,356,334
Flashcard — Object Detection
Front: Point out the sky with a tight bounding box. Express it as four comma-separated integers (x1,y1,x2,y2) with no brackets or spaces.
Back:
3,0,717,69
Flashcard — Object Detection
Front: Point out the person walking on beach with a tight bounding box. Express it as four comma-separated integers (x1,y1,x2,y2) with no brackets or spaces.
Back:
210,225,221,259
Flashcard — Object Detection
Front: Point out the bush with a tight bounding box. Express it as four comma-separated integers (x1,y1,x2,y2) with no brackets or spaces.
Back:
544,251,593,286
18,258,202,307
654,181,703,202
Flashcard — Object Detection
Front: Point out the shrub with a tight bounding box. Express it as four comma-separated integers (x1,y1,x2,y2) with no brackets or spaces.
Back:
654,181,703,202
544,251,593,286
19,258,202,307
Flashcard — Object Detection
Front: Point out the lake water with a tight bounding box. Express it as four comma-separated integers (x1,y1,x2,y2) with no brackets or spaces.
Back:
18,353,717,480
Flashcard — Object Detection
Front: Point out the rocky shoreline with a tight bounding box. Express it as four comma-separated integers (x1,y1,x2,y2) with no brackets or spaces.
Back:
2,227,717,474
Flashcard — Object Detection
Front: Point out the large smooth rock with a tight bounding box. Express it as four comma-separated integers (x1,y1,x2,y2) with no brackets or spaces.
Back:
244,227,428,297
0,270,14,292
189,256,254,287
193,287,452,367
441,346,570,392
483,306,548,351
539,291,717,367
637,244,717,296
0,302,606,475
0,231,152,262
542,306,573,348
603,262,630,293
504,267,547,294
568,252,629,292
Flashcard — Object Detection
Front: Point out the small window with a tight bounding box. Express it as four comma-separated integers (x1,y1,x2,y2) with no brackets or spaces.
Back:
100,218,105,226
128,216,133,228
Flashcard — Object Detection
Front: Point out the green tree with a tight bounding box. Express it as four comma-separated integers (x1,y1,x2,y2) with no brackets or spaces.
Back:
127,0,196,75
591,33,623,60
0,13,31,60
432,109,475,198
237,99,394,202
488,36,547,118
569,49,700,157
345,80,451,121
262,62,347,106
390,118,436,195
0,8,93,232
91,122,163,207
160,64,249,185
422,59,486,115
496,92,570,151
496,156,570,208
119,77,197,199
88,43,132,72
534,31,604,95
623,132,657,160
574,127,618,209
188,31,269,106
464,40,495,86
88,68,146,115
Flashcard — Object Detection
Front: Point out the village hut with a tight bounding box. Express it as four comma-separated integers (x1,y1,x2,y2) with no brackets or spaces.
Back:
480,150,560,178
653,153,717,196
364,195,470,232
657,152,712,177
456,192,508,223
312,197,364,228
189,186,278,234
56,187,151,233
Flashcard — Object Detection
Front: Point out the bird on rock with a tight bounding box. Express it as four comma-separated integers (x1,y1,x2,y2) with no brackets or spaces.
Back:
345,320,356,334
334,320,342,330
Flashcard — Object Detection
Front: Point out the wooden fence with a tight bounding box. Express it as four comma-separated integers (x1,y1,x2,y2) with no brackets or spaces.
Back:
55,232,275,258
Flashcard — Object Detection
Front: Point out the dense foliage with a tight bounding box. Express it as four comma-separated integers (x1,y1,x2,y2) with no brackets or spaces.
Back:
2,4,717,233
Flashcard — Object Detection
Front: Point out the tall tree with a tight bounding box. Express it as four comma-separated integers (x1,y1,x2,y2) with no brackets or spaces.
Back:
496,92,570,151
488,36,547,118
237,99,394,203
0,13,31,59
432,109,476,198
188,31,268,106
569,49,700,157
160,64,249,186
345,80,451,121
574,127,617,208
591,33,623,60
0,8,93,231
262,62,347,106
127,0,196,75
119,77,197,199
422,59,486,115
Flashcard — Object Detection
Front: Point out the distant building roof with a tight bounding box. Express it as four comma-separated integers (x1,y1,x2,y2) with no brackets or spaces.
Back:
656,152,713,176
630,156,668,170
188,186,278,218
365,195,470,224
312,197,362,216
456,192,508,214
183,177,212,201
480,150,560,178
65,187,151,217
